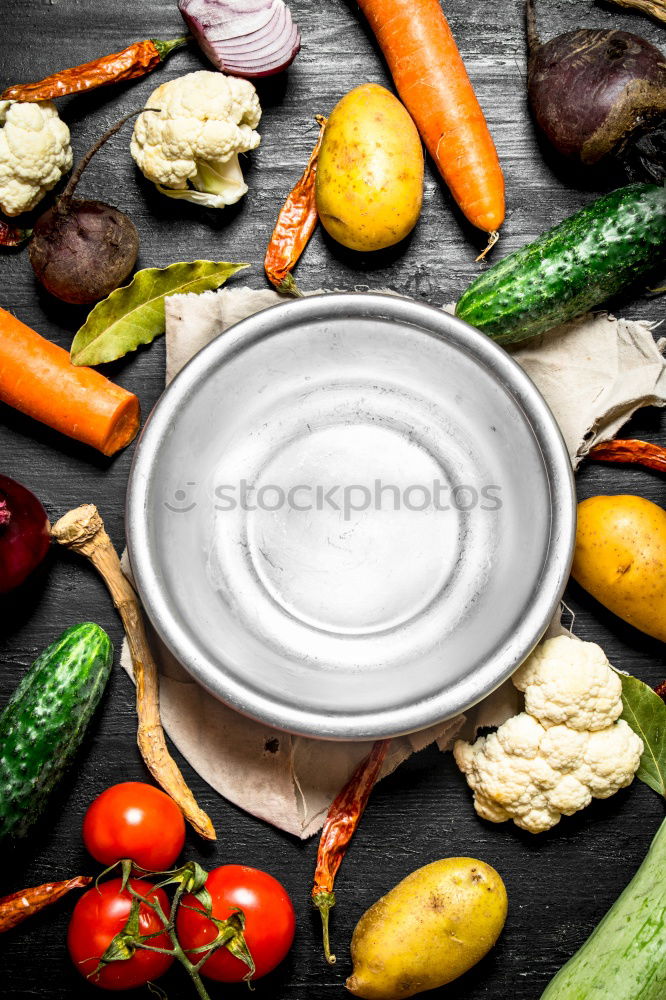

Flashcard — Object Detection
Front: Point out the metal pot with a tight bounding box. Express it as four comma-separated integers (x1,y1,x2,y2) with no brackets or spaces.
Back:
127,293,575,740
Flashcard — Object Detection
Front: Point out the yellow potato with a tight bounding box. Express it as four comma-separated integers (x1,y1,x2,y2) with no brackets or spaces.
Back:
316,83,423,252
346,858,508,1000
572,494,666,642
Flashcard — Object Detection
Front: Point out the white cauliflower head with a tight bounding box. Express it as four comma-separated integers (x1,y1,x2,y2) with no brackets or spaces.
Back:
130,70,261,208
454,635,643,833
513,635,623,731
454,714,642,834
0,100,72,216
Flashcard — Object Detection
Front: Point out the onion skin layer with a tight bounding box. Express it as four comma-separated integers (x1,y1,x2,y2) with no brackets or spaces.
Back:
528,27,666,166
179,0,301,78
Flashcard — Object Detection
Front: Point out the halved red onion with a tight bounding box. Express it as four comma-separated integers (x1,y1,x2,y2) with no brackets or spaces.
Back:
0,475,50,594
179,0,301,78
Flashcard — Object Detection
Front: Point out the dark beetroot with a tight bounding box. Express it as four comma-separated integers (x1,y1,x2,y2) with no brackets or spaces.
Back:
526,0,666,173
30,198,138,305
29,112,143,305
0,475,50,594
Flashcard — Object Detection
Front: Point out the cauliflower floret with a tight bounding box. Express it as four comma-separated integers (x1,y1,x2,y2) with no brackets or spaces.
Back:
473,791,511,824
454,715,564,833
548,774,592,815
495,712,543,758
453,705,643,834
131,71,261,208
539,724,588,771
0,100,72,216
579,720,644,798
513,635,623,731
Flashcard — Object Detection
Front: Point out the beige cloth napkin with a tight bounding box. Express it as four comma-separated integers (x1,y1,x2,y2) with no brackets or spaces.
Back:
121,288,666,838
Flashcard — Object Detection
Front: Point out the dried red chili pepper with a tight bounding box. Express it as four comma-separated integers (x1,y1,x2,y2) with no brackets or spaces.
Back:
312,738,390,964
655,679,666,701
0,221,31,247
264,115,326,297
588,439,666,474
1,37,188,103
0,876,91,933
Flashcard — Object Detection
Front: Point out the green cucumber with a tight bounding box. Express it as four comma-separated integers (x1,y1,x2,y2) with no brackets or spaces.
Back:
0,623,113,840
456,183,666,344
540,817,666,1000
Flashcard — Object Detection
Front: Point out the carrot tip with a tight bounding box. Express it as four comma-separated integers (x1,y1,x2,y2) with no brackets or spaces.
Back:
475,230,499,263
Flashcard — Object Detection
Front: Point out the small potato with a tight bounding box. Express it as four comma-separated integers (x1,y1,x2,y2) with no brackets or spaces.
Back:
315,83,423,252
572,495,666,642
346,858,508,1000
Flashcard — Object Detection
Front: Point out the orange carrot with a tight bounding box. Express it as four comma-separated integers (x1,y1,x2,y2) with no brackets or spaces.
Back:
357,0,505,252
0,307,140,456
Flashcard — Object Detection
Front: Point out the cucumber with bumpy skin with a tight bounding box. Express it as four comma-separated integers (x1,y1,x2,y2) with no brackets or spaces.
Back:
540,817,666,1000
456,183,666,344
0,623,113,840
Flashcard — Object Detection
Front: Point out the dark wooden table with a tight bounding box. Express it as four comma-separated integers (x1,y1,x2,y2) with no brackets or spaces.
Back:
1,2,665,998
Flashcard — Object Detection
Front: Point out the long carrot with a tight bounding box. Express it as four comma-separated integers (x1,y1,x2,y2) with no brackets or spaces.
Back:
0,307,140,456
357,0,505,254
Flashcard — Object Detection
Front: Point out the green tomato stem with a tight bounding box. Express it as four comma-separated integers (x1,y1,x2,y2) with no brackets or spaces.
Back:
183,964,213,1000
127,885,214,1000
106,865,254,1000
132,944,177,957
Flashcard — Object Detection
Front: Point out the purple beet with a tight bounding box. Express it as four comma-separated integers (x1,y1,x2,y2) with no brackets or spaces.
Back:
526,0,666,172
30,111,143,305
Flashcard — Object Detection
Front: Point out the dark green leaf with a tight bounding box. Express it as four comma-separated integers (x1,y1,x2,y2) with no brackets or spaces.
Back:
619,672,666,798
70,260,249,366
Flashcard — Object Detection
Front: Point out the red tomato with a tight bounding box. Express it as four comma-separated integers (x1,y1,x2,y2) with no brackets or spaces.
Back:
68,878,173,990
176,865,295,981
83,782,185,870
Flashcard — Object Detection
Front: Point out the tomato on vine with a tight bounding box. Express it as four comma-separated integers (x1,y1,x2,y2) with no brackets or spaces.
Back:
176,865,296,981
83,782,186,870
67,878,173,990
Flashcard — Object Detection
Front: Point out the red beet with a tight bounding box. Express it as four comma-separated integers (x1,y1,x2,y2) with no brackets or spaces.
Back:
29,111,143,305
0,475,51,594
526,0,666,176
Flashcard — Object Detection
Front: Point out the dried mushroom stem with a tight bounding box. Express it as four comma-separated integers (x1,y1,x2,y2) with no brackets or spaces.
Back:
605,0,666,24
51,504,216,841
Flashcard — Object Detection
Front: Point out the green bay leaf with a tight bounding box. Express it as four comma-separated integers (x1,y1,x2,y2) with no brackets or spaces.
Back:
619,671,666,799
70,260,249,366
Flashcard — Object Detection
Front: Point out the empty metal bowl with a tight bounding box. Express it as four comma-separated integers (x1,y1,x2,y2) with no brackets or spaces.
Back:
126,293,575,740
